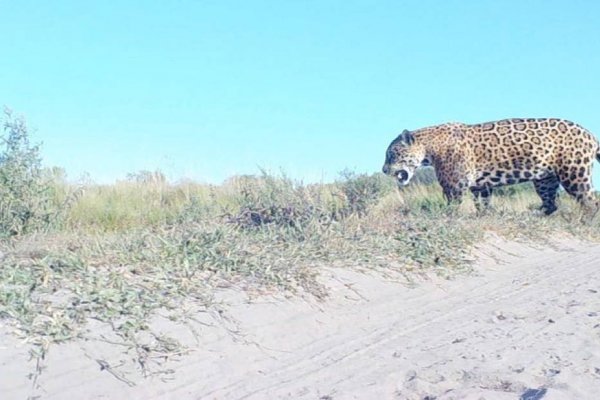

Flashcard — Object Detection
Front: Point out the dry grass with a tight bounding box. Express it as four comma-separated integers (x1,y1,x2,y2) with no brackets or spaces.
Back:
1,170,599,380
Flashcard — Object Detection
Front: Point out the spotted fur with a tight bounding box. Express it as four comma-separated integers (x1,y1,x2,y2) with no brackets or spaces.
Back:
382,118,600,215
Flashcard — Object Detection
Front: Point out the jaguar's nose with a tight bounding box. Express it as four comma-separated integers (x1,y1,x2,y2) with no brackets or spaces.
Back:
382,165,390,175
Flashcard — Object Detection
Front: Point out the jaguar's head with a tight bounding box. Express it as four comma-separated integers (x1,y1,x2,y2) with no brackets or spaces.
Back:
382,129,429,186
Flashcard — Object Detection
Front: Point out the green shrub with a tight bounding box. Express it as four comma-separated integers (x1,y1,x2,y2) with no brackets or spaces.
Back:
0,109,67,235
493,182,536,197
337,170,394,216
228,171,338,231
411,167,437,185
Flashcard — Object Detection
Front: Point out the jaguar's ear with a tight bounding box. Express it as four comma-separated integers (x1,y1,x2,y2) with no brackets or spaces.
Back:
402,129,415,145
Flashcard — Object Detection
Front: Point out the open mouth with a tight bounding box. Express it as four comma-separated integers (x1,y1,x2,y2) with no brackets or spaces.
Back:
396,169,410,186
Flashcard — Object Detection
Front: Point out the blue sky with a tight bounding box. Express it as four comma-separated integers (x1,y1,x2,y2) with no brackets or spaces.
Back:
1,1,600,185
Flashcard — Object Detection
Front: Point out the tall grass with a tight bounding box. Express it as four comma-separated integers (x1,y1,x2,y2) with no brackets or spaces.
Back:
66,180,217,231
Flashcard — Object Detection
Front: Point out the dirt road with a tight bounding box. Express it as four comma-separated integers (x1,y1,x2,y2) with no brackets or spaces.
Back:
2,236,600,399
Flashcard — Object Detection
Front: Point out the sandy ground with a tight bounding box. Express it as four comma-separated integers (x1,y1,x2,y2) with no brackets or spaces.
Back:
2,236,600,400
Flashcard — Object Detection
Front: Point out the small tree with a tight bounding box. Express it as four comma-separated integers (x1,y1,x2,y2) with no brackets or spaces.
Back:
0,108,55,235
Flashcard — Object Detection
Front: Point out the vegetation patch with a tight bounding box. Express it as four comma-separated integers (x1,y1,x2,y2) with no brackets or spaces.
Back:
0,112,599,384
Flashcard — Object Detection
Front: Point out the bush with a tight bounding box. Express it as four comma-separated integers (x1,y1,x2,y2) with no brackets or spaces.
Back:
228,172,338,231
0,109,63,235
493,182,536,197
411,167,437,185
336,170,394,216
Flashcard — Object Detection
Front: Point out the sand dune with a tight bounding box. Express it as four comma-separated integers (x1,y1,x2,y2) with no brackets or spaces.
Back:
2,236,600,399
